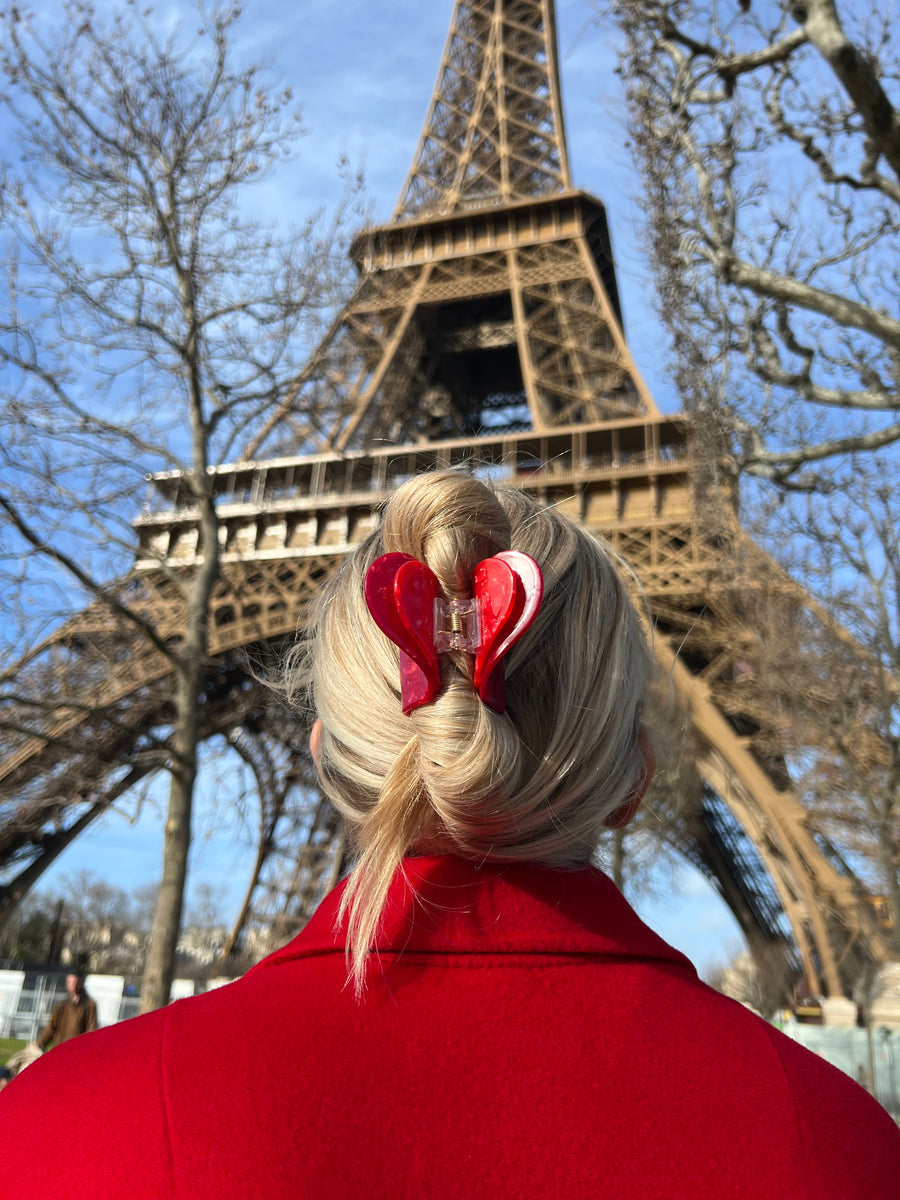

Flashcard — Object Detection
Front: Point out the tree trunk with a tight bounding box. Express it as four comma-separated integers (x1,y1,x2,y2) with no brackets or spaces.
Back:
612,828,626,891
139,668,202,1013
879,826,900,960
140,488,219,1013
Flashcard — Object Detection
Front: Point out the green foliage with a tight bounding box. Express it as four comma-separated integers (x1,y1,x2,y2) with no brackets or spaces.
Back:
0,1037,27,1066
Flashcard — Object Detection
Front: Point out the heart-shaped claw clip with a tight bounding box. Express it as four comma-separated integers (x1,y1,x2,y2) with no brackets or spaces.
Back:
365,550,543,715
364,553,443,714
472,551,543,713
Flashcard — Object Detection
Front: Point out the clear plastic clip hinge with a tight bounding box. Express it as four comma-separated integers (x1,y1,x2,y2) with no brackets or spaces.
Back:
434,596,481,653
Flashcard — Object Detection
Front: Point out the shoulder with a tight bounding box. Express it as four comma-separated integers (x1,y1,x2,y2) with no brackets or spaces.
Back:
755,1019,900,1195
3,962,337,1199
628,970,900,1192
3,1004,175,1197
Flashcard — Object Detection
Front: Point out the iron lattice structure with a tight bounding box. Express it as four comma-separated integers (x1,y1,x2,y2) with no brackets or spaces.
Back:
0,0,891,995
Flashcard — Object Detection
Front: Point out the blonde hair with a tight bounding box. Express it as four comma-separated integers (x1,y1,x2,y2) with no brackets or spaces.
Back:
285,471,653,993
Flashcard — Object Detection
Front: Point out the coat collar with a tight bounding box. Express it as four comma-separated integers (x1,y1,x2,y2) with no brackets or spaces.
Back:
260,856,696,974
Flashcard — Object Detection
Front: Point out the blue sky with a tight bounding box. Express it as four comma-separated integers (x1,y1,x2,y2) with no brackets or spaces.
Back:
51,766,744,976
16,0,741,973
235,0,679,407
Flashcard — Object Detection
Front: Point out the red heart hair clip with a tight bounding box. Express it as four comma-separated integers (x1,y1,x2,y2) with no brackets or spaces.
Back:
364,550,543,714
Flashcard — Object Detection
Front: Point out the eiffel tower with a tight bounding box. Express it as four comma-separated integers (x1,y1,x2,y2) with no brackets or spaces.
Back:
0,0,892,1008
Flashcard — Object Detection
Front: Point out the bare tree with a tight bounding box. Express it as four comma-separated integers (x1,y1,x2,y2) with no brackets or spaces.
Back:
0,3,357,1010
0,889,56,961
595,672,703,892
771,473,900,945
0,871,237,977
603,0,900,957
607,0,899,491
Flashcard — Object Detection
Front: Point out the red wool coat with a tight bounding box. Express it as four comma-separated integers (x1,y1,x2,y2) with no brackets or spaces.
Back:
4,856,899,1198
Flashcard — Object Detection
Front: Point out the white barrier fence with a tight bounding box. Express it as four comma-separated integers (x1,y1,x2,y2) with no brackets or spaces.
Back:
0,969,199,1042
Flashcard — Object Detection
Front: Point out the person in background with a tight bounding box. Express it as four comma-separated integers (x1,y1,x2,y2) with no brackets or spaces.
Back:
2,470,899,1198
33,970,98,1051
